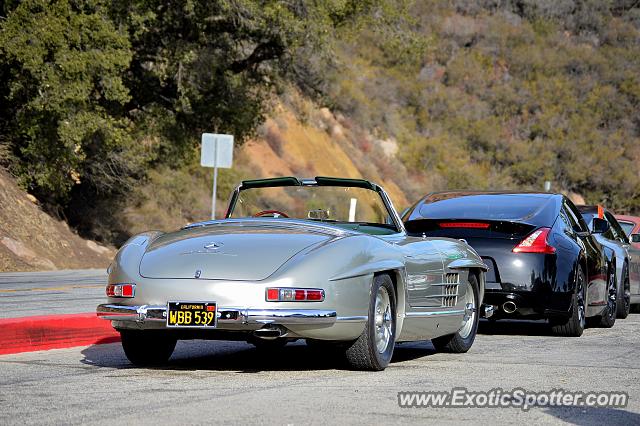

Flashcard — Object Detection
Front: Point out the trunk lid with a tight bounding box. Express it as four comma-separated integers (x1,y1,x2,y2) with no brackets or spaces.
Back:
139,223,333,281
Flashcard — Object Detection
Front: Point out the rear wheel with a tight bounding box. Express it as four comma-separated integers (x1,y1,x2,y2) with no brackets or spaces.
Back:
597,263,617,328
344,274,396,371
550,267,586,337
432,273,480,353
617,263,631,319
120,330,177,366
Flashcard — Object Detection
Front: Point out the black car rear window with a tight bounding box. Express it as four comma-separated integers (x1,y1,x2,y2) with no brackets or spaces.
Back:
416,194,551,221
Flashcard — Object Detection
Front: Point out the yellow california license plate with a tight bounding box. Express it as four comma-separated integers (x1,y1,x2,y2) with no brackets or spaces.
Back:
167,301,217,328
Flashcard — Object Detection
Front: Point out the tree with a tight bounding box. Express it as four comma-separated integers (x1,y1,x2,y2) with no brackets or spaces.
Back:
1,0,409,240
0,0,140,207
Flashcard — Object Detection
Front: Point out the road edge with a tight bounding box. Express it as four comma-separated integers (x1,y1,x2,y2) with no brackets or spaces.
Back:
0,313,120,355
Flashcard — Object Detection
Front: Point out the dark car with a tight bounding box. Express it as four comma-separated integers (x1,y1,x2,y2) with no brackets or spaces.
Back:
579,206,640,316
403,192,617,337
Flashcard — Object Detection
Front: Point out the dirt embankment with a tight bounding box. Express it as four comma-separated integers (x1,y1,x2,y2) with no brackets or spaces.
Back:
239,101,420,210
0,170,114,272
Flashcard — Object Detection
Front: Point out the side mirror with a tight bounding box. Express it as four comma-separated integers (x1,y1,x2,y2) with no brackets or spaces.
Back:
591,218,610,234
632,234,640,243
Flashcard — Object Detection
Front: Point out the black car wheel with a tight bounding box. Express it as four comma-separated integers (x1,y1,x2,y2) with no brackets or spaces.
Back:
432,273,480,353
597,262,617,328
617,262,631,319
120,330,177,366
344,274,396,371
550,267,586,337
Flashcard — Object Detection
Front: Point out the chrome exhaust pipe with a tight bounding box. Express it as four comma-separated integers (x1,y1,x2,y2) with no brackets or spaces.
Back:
502,301,517,314
253,326,287,340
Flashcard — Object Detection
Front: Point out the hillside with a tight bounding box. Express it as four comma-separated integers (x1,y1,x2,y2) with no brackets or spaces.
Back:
0,170,114,271
320,1,640,211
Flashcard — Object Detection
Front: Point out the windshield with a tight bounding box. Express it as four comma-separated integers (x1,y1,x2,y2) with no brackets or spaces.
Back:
228,185,398,234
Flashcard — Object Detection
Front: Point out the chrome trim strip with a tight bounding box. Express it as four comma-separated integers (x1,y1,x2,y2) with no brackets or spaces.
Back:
97,304,337,325
404,309,465,318
246,309,336,324
422,293,460,298
97,304,166,322
336,315,368,322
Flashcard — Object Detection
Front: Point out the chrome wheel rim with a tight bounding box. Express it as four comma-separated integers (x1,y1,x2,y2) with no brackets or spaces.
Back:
577,273,586,329
374,286,392,353
623,267,631,312
607,268,617,318
459,282,476,339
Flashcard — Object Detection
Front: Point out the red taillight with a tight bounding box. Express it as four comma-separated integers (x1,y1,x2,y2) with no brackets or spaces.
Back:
121,285,134,297
266,288,280,301
306,290,324,301
265,288,325,302
439,222,490,229
106,283,136,298
512,228,556,254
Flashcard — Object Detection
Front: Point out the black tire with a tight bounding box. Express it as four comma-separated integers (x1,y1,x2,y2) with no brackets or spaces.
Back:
120,330,177,366
597,262,617,328
550,267,586,337
617,262,631,319
344,274,396,371
432,273,480,353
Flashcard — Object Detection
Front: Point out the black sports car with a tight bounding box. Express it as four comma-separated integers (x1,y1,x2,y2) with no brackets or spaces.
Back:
403,192,617,337
578,205,640,318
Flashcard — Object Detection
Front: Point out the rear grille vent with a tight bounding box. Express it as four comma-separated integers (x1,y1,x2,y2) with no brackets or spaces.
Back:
442,273,459,307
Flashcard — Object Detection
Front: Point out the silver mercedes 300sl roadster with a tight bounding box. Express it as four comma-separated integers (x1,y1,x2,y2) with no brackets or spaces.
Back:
97,176,490,370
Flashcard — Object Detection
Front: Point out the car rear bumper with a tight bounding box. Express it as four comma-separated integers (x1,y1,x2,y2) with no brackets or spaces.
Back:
97,303,339,325
483,290,573,318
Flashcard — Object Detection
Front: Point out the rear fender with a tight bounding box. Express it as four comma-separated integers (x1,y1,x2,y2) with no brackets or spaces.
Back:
447,258,488,272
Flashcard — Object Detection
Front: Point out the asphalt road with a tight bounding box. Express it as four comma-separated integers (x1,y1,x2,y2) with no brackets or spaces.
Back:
0,269,106,318
1,313,639,424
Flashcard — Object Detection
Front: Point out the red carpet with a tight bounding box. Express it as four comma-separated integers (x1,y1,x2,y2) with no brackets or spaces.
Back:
0,313,120,355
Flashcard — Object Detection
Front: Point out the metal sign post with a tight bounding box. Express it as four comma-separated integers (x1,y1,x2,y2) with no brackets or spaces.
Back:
201,133,234,219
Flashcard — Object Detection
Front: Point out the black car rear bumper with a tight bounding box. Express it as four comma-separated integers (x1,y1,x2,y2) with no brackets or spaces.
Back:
483,289,573,319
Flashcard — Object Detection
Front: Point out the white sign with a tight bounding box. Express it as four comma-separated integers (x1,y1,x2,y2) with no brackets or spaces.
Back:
201,133,234,220
201,133,234,168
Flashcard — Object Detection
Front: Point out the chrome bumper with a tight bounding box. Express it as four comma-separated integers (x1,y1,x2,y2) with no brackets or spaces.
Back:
96,304,338,325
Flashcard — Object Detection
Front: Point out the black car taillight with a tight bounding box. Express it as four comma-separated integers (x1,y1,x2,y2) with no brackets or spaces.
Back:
512,228,556,254
438,222,490,229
